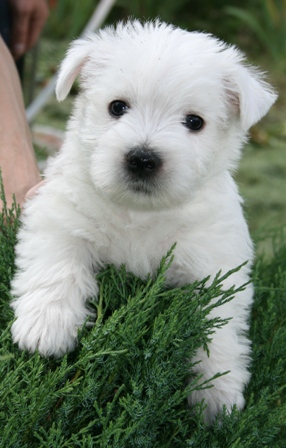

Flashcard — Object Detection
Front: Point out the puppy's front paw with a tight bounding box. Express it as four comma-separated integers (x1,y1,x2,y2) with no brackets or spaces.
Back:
189,376,245,424
11,300,89,357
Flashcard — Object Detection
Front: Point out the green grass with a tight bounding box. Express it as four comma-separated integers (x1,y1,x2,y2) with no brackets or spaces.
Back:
0,187,285,446
236,61,286,255
237,140,286,232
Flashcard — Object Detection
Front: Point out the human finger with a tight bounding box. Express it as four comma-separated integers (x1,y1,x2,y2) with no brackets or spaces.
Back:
9,3,30,59
26,1,49,51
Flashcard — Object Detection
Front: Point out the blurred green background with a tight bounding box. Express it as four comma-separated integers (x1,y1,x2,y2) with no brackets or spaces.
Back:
24,0,286,256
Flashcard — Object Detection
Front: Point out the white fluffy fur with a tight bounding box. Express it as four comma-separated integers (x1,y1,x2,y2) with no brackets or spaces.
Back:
11,21,277,423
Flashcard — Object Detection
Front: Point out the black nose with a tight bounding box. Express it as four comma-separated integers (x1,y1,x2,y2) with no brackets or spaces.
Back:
126,148,162,177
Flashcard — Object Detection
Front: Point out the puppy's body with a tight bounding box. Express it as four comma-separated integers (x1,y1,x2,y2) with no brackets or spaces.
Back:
11,21,276,423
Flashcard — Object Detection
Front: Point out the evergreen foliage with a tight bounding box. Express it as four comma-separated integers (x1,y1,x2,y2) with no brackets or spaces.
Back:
0,188,285,447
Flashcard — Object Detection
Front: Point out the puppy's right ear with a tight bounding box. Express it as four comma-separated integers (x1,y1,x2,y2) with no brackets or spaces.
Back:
56,37,95,102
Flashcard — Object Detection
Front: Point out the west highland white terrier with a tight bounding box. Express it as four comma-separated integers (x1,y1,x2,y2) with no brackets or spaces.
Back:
11,21,277,423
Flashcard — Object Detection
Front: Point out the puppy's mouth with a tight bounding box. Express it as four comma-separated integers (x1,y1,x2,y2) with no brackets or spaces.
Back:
125,147,162,195
127,179,154,195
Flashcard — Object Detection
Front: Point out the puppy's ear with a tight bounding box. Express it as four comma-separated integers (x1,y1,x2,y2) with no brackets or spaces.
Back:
227,64,277,131
56,37,95,102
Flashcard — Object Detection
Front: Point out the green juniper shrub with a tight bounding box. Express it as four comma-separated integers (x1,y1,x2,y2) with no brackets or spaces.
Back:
0,183,285,447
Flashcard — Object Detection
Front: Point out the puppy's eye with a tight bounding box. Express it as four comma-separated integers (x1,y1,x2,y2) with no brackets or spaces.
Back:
109,100,129,117
183,115,204,131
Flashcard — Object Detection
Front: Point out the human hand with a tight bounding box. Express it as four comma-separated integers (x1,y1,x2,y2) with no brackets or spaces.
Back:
9,0,49,59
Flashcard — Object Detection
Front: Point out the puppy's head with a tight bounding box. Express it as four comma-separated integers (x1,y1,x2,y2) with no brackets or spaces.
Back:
56,21,277,211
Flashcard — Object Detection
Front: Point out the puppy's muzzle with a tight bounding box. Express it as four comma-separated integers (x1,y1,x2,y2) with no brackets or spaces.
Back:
126,148,162,179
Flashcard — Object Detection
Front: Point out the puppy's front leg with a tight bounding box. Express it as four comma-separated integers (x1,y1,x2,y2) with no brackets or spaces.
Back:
11,229,98,357
188,284,252,424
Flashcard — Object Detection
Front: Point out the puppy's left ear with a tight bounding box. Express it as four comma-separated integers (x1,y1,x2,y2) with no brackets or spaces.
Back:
227,64,277,131
56,36,96,102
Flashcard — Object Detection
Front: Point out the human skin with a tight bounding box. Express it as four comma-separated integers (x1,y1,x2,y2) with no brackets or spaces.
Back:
8,0,49,59
0,36,41,208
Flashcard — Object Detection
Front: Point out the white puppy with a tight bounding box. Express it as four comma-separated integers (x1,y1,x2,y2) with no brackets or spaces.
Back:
11,21,276,423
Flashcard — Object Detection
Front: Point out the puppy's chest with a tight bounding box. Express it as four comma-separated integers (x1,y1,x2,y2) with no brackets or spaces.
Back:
102,225,175,278
92,214,180,279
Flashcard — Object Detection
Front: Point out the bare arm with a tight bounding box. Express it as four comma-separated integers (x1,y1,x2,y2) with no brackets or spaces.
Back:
0,36,41,208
